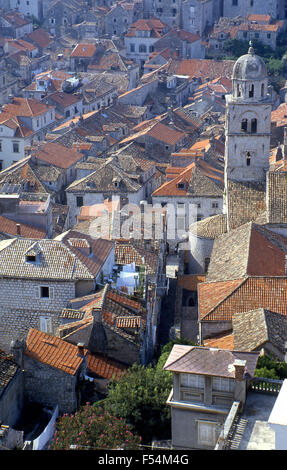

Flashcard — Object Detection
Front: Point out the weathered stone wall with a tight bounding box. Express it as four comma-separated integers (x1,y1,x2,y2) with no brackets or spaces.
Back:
0,279,76,351
24,356,79,414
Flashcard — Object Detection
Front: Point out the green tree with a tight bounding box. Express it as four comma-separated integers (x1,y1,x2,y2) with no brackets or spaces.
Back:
255,355,287,380
105,362,173,443
49,403,141,450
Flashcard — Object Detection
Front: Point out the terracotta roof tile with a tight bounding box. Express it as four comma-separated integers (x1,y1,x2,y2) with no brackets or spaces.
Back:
33,142,83,169
71,43,97,58
87,352,127,380
25,328,86,375
0,216,46,239
199,277,287,321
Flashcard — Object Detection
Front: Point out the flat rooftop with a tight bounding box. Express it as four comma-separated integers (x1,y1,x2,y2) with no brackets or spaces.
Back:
228,391,277,450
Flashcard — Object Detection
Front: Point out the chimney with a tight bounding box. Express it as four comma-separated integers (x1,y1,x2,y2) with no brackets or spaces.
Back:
16,224,21,236
233,359,246,381
77,342,85,357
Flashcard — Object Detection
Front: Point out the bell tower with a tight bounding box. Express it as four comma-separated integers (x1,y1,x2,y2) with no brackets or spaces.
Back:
224,43,272,187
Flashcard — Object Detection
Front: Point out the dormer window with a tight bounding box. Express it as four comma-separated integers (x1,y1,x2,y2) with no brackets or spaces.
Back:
26,254,36,263
177,182,186,190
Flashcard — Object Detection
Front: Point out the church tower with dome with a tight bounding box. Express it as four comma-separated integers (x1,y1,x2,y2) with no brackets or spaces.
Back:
224,42,272,187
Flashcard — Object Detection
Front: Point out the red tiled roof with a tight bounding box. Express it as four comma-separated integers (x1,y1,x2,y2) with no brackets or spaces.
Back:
26,28,52,49
203,334,234,350
87,352,127,380
71,43,97,58
1,97,52,119
0,216,46,239
147,122,185,145
25,328,86,375
48,91,81,107
199,277,287,321
33,142,83,169
173,58,235,81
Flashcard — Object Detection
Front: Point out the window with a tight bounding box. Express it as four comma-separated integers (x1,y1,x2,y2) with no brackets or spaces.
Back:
130,43,135,52
177,216,185,231
212,202,218,208
249,84,254,98
177,182,185,190
241,118,248,132
232,0,238,5
76,196,83,207
26,254,36,263
237,84,241,97
13,142,19,153
65,110,70,118
0,160,2,171
267,33,271,39
0,141,2,152
181,373,204,388
251,118,257,133
246,152,251,166
213,377,235,392
139,44,147,53
261,83,264,97
41,286,50,298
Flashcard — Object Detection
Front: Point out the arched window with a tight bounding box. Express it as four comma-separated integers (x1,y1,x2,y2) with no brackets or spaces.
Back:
139,44,147,53
249,84,254,98
246,152,251,166
241,118,248,132
251,118,257,133
261,83,264,97
237,84,241,97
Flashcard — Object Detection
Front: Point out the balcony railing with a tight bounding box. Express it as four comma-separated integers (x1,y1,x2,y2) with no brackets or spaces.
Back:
249,377,283,395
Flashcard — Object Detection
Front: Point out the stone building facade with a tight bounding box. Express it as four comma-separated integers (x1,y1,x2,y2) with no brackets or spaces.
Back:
0,236,114,352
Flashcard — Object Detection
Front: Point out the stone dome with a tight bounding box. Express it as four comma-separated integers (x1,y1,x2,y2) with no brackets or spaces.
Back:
232,44,267,81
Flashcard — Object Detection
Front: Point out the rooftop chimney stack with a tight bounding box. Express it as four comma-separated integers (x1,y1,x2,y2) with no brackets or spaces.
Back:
233,359,246,381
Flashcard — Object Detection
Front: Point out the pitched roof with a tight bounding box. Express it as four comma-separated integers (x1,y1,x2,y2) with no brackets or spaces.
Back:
146,122,185,146
56,230,114,279
66,160,142,194
267,171,287,224
203,334,234,350
152,159,223,197
87,352,127,380
199,277,287,321
25,328,86,375
189,213,227,239
0,216,46,239
32,142,83,169
172,58,235,81
226,180,266,230
163,345,259,379
48,91,82,107
0,236,113,281
71,43,97,58
25,28,52,49
0,97,52,119
206,222,287,283
232,308,287,354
